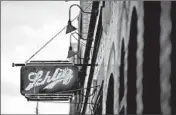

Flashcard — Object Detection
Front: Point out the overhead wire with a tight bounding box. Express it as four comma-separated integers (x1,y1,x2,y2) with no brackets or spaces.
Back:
25,2,93,64
89,88,96,114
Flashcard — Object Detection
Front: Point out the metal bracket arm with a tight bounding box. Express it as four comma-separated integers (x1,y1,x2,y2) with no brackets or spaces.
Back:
74,64,98,66
12,63,25,67
12,63,98,67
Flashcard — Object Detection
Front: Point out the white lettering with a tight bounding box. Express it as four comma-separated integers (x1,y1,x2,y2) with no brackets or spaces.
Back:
25,68,74,91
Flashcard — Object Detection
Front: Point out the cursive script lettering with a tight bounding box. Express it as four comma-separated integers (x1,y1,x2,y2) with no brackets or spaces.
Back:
25,68,73,91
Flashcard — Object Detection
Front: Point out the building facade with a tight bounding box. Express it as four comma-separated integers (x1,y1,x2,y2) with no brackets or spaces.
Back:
70,1,176,114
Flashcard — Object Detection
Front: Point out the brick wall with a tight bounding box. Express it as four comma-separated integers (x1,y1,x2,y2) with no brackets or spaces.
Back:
83,1,175,114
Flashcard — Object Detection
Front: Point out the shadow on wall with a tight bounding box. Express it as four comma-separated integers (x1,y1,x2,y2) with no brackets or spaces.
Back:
106,74,114,114
119,39,125,114
143,1,161,114
171,1,176,114
127,6,137,114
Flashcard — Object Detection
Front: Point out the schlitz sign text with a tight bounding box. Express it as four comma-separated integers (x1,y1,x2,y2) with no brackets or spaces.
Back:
20,63,78,95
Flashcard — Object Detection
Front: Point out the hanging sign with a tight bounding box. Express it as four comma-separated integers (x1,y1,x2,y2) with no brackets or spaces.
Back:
20,63,78,96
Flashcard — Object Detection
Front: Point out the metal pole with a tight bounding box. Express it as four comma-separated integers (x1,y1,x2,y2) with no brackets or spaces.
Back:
36,101,38,115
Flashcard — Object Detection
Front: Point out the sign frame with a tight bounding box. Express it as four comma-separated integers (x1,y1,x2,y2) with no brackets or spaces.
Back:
20,62,79,98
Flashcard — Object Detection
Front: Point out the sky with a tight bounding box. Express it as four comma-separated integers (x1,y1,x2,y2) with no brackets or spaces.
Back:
1,1,80,114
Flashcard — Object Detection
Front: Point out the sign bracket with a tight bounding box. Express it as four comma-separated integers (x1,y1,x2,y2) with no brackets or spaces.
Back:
12,63,98,67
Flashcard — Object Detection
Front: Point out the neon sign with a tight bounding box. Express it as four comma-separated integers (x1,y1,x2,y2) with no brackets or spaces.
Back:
20,64,78,96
